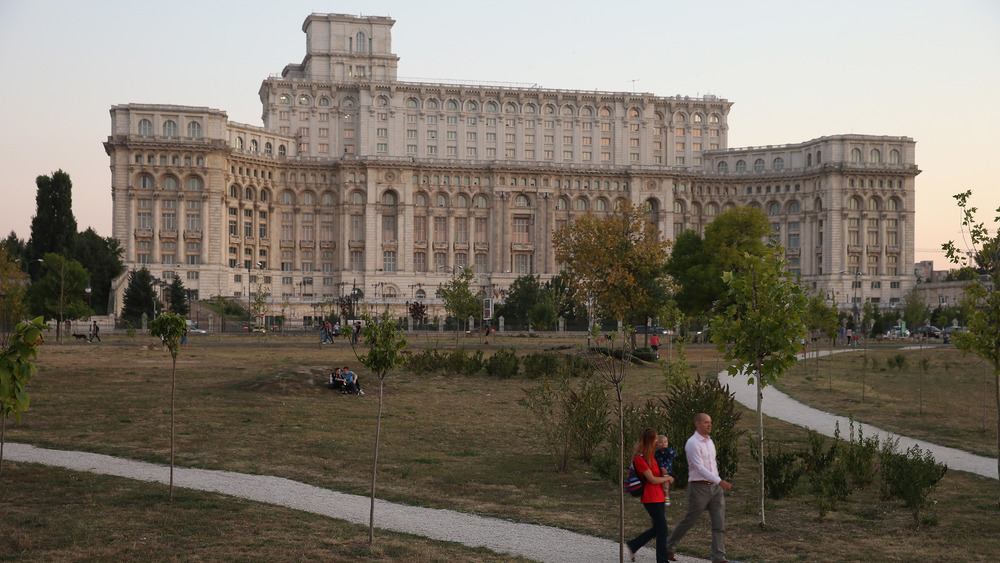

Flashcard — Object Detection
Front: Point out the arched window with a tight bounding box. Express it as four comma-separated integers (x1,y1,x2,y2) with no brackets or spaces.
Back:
887,198,899,211
709,114,720,123
849,196,862,210
355,32,366,52
382,191,398,205
629,108,641,118
230,185,238,198
264,142,272,155
816,151,822,164
435,194,447,207
278,145,287,156
544,104,556,115
278,94,291,104
735,160,746,172
415,289,426,299
406,98,418,109
595,198,608,211
581,107,593,116
138,119,153,136
717,161,729,173
426,99,439,109
454,194,468,207
773,157,784,171
351,191,365,205
673,201,684,213
574,198,588,211
414,193,427,207
788,201,801,214
562,105,575,116
889,149,900,163
137,174,154,189
524,104,537,114
163,120,178,137
807,153,812,166
250,139,258,152
260,189,268,202
515,195,530,207
693,113,703,123
753,158,765,172
162,176,178,191
281,191,294,205
504,102,517,113
600,107,612,117
321,192,335,206
851,148,862,163
474,195,489,208
235,137,244,150
187,121,202,138
186,177,202,191
319,97,330,106
870,149,881,163
465,101,478,112
868,197,879,211
768,202,780,215
556,197,568,210
484,101,498,112
446,100,458,111
706,203,719,216
673,112,685,122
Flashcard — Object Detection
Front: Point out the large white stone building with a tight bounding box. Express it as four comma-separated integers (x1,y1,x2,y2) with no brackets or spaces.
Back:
106,13,919,325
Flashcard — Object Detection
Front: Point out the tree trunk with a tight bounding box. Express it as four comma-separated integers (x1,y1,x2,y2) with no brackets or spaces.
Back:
369,376,385,545
994,368,999,509
1,415,6,478
617,384,625,563
170,359,176,501
756,364,765,528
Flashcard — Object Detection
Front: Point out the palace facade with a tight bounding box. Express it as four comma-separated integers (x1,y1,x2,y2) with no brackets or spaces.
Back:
106,13,919,325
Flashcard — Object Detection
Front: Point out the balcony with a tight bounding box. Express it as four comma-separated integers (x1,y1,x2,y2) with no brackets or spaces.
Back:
349,240,365,249
183,230,202,240
159,229,177,240
319,240,335,249
474,242,489,251
134,228,153,239
298,239,316,249
511,242,534,252
785,247,800,257
432,241,449,250
413,240,427,249
454,242,469,250
867,244,882,253
847,244,862,253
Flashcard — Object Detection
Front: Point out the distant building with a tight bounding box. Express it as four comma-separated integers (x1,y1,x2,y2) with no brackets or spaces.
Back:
105,13,920,323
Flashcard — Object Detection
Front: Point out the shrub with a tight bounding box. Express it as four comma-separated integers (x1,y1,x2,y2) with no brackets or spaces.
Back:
749,438,805,500
661,376,743,488
880,440,948,527
593,399,667,484
803,429,838,474
887,354,907,373
522,352,561,379
406,348,445,375
519,375,572,470
567,375,610,463
484,347,520,379
808,458,852,517
841,418,879,489
632,347,657,362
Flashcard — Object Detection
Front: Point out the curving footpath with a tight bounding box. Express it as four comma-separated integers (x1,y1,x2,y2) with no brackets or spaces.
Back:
719,347,998,480
5,347,996,562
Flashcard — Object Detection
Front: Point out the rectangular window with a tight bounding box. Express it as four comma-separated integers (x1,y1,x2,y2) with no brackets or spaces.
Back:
447,131,458,140
414,252,426,272
382,215,396,242
454,217,468,243
475,253,487,272
244,222,252,237
349,251,363,272
350,215,364,241
455,252,468,269
377,127,388,137
467,132,477,141
434,252,446,271
513,217,530,243
377,143,388,152
513,254,530,275
434,216,447,243
475,217,488,243
383,251,397,272
414,216,427,242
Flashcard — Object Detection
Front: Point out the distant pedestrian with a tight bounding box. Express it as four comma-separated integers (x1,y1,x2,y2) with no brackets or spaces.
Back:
650,334,660,359
89,321,101,343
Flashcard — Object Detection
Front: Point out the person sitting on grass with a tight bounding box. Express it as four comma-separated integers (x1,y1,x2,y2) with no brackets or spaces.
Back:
341,366,364,395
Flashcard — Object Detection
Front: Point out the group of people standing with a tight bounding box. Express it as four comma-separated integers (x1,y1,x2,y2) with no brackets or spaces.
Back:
319,320,340,344
627,413,731,563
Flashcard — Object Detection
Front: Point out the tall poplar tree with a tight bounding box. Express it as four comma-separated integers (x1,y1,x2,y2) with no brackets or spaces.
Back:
27,170,78,276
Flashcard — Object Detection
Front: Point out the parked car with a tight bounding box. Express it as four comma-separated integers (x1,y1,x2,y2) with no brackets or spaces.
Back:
243,324,266,333
889,326,910,338
634,325,671,335
943,326,965,336
915,325,942,338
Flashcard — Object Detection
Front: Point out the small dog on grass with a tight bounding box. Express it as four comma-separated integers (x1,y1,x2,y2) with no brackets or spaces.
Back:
72,333,88,341
139,342,160,351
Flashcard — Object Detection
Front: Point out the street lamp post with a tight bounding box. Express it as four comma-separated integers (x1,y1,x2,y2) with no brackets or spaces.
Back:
247,261,262,331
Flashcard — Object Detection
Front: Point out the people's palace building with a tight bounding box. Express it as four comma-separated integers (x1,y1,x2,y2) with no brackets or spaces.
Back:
106,13,918,323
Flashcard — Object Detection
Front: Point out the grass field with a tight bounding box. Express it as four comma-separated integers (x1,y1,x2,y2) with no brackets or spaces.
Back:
2,334,998,562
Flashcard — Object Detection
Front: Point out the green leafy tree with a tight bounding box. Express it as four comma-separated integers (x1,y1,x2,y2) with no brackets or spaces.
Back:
943,190,1000,507
121,268,156,328
343,309,407,545
166,276,189,316
436,266,479,334
901,290,930,335
528,297,558,331
0,248,28,349
495,274,542,327
148,313,187,501
553,202,671,559
1,316,47,477
1,232,26,264
26,170,77,276
666,229,718,316
74,228,125,316
29,253,90,343
712,244,808,528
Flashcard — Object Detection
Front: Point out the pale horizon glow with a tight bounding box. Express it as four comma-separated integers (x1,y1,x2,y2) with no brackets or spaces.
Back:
2,0,998,270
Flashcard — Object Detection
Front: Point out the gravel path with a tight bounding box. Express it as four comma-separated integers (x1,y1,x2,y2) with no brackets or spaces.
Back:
720,347,998,480
6,346,995,561
5,442,706,563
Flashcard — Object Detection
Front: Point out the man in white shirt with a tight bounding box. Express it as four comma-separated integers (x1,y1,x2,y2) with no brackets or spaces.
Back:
666,413,731,563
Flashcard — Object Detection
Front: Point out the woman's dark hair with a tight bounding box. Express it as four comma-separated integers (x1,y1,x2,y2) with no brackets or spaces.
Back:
635,427,658,466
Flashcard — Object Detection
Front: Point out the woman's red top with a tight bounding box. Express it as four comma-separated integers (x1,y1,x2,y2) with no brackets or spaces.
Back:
634,454,666,504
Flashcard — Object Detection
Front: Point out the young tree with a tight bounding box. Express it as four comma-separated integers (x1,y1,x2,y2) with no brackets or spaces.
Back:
29,253,90,343
408,301,427,326
494,274,542,327
27,170,78,275
74,228,125,316
553,202,671,560
712,244,808,528
167,276,189,316
0,316,47,477
148,313,187,501
121,268,156,328
942,190,1000,507
0,248,28,349
436,266,479,334
342,309,407,545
